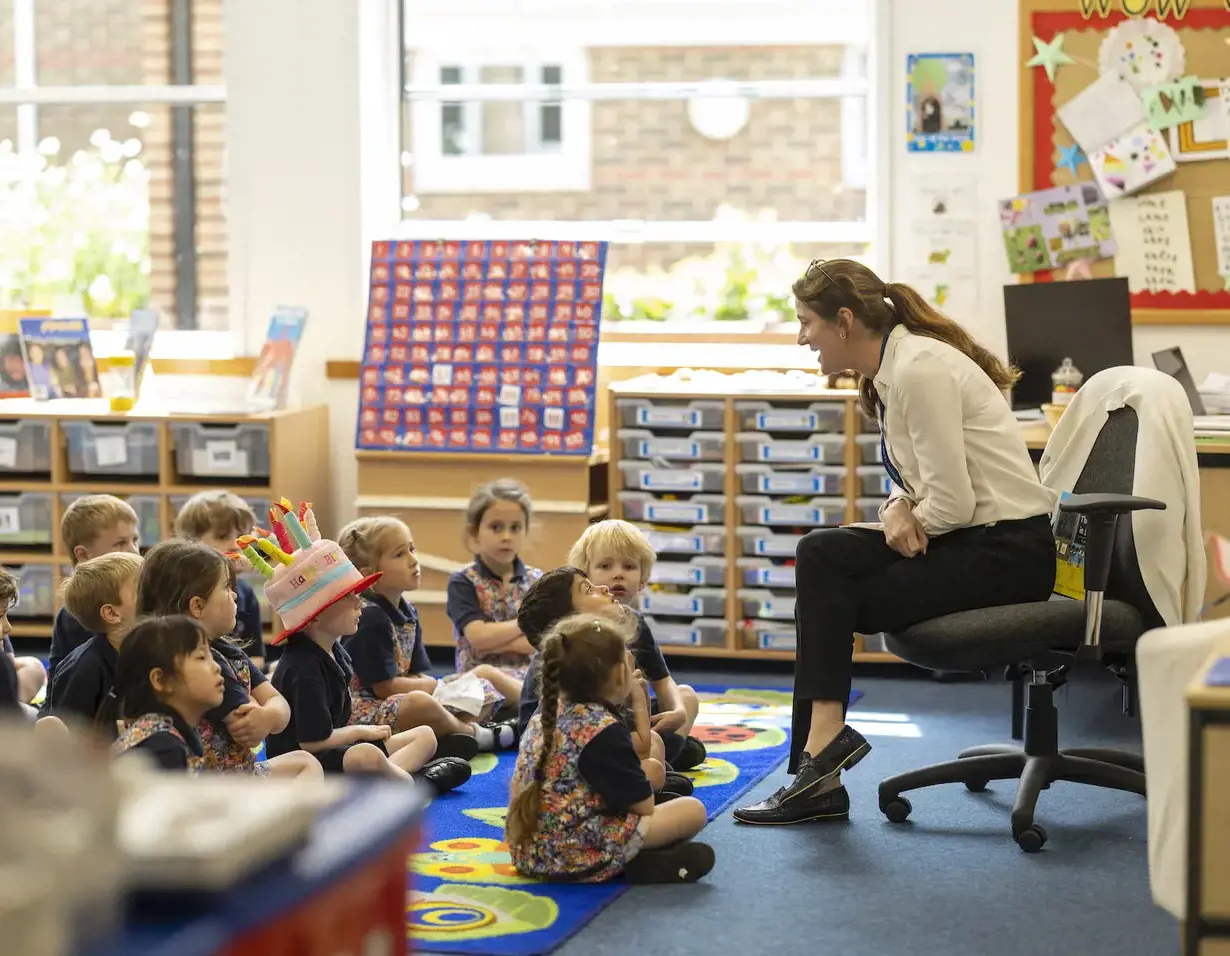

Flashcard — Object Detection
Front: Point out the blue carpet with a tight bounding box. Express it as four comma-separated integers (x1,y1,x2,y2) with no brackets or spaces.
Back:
408,685,861,955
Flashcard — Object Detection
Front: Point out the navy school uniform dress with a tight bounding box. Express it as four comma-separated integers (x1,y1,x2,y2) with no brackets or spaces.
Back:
266,634,387,775
0,637,20,714
516,611,686,763
233,574,266,665
41,633,120,739
113,705,206,772
47,606,97,688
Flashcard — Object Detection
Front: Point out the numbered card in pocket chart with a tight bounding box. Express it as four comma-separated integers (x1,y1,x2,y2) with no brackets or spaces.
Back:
1090,122,1177,200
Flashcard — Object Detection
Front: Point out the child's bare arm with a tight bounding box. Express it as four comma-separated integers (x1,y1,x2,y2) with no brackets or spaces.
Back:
628,671,653,759
461,620,524,652
372,675,437,698
299,724,389,753
250,682,291,733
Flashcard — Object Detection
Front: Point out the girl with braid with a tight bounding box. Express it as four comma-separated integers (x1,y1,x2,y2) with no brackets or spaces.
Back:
505,612,714,884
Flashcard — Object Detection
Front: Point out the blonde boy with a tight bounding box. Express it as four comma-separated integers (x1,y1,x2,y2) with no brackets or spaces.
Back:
49,496,140,685
568,519,705,770
175,491,265,668
42,552,143,733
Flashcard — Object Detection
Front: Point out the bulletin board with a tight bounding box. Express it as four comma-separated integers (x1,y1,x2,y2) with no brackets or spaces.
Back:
1018,0,1230,325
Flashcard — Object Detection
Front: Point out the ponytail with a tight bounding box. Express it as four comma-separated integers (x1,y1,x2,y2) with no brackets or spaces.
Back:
794,259,1019,419
506,636,563,848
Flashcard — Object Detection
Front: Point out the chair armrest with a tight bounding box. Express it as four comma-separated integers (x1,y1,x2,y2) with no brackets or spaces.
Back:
1061,494,1166,595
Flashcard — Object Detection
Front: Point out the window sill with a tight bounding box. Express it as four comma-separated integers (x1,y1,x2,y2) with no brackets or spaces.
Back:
411,154,593,195
90,328,238,362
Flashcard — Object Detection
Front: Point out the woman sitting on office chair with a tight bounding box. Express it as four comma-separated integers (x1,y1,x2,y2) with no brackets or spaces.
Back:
734,258,1059,827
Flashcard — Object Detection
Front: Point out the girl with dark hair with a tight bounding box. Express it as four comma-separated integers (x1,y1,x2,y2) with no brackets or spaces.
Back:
734,258,1057,826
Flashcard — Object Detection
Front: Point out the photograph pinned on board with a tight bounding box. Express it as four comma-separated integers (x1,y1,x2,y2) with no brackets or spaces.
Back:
17,317,101,400
1089,122,1177,200
1169,79,1230,163
906,53,975,153
997,182,1116,276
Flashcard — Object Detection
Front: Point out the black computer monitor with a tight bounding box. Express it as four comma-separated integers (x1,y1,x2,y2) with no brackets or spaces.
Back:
1152,346,1206,415
1002,276,1135,409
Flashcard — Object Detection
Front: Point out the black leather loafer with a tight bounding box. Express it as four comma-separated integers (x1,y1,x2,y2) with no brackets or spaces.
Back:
673,735,708,772
436,733,480,761
415,756,473,796
662,770,695,796
733,782,850,825
624,842,716,883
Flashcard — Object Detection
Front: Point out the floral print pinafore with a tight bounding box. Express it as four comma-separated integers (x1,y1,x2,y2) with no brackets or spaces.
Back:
455,563,542,678
114,714,204,774
508,702,645,882
198,646,271,776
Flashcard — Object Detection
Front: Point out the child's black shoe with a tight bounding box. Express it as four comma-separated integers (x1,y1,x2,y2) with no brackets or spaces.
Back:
661,770,694,796
437,733,480,761
415,756,472,796
624,842,715,884
673,736,708,772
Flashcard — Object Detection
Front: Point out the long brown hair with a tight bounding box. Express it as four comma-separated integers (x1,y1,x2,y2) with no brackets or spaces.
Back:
136,538,240,645
793,258,1020,418
505,611,634,848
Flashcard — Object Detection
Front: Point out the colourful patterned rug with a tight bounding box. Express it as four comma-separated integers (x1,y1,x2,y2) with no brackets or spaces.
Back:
407,685,861,955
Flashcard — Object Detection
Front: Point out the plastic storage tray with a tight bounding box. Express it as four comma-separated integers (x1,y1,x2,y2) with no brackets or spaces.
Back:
745,622,797,651
618,429,724,462
737,495,844,527
738,432,845,465
7,565,54,617
857,498,885,523
62,493,161,548
855,433,882,464
619,461,725,494
738,557,796,588
0,420,51,475
63,421,160,477
0,493,53,546
170,423,271,479
639,587,726,617
735,401,844,433
617,398,725,431
737,526,804,558
618,492,726,526
860,633,888,653
739,588,796,620
646,615,726,647
649,556,726,586
857,465,891,496
737,464,845,496
638,525,725,556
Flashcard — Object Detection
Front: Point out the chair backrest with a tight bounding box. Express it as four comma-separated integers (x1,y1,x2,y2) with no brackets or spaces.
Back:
1068,406,1165,631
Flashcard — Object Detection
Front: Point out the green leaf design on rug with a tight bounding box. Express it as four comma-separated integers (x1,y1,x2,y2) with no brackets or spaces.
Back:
408,884,559,941
464,806,509,830
682,756,739,788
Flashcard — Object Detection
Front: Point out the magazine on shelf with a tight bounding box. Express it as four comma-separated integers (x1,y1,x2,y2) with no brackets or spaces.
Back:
18,317,102,400
0,309,50,398
1052,490,1087,601
246,307,308,412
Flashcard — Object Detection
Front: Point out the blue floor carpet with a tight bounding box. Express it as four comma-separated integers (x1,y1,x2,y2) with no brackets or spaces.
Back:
408,685,861,955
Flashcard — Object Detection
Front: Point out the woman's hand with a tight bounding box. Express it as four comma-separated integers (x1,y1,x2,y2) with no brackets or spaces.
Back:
882,499,929,558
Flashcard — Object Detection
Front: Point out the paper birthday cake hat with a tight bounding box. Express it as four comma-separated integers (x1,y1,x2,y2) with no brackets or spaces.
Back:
232,498,381,645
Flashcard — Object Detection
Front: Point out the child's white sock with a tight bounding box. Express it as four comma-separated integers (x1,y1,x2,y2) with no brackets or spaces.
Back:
473,724,495,751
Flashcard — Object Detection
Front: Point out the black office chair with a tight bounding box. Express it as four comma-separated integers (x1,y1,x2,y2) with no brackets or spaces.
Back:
877,406,1166,852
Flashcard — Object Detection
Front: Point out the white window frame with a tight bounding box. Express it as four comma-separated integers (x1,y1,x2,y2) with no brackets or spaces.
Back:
841,44,869,191
409,48,592,195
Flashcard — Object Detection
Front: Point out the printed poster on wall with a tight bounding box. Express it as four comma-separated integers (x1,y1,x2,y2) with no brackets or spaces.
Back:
906,53,975,153
355,239,607,456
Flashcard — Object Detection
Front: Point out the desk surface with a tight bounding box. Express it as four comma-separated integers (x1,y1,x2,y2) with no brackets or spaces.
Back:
1189,648,1230,711
1020,420,1230,455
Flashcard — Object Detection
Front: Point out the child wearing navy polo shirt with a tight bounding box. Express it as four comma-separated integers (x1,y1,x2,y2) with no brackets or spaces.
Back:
0,567,23,715
42,551,143,738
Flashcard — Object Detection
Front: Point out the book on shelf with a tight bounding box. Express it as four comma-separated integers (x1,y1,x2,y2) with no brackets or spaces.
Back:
0,309,50,399
18,317,101,401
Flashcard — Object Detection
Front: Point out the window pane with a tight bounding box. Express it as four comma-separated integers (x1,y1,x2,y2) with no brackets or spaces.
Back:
0,0,14,85
478,65,525,156
33,0,224,85
0,103,228,330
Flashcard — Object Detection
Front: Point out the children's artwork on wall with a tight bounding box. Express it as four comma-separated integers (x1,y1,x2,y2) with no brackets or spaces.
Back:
1144,75,1209,131
902,266,979,323
1089,122,1176,199
1213,196,1230,289
246,307,308,412
909,173,978,219
997,182,1116,275
1169,78,1230,162
1098,17,1186,93
1056,71,1147,156
1107,190,1196,295
906,53,975,152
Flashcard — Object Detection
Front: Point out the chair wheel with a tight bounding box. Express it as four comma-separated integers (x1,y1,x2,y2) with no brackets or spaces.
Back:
882,796,912,823
1015,824,1048,853
965,780,988,793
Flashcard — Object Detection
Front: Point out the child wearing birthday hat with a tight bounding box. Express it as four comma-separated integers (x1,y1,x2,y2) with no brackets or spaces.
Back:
235,499,472,795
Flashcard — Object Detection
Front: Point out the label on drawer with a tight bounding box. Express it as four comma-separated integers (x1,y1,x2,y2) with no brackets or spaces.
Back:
638,407,701,428
759,597,796,619
642,594,702,615
758,442,819,463
646,531,703,554
654,625,701,646
756,410,817,431
645,501,707,523
760,505,823,525
757,631,797,651
94,435,129,468
0,506,20,534
194,444,250,476
880,475,893,494
641,469,702,492
0,437,16,469
639,438,699,458
749,567,795,587
755,535,800,556
653,564,704,585
762,473,820,494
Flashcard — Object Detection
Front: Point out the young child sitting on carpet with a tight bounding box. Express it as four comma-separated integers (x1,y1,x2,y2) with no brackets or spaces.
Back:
337,515,516,754
250,500,471,797
446,479,542,697
112,616,223,772
506,612,714,884
0,566,44,716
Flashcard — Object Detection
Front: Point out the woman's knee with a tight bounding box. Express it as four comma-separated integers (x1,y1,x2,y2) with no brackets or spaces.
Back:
796,527,844,569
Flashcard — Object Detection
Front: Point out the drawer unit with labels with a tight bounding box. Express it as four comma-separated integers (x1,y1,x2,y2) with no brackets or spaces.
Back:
640,587,726,618
738,432,845,465
857,498,886,523
737,495,844,527
619,461,725,493
744,622,797,651
739,588,796,620
648,616,727,647
738,557,796,589
6,564,54,617
638,524,725,556
857,465,892,496
63,421,160,477
171,423,271,480
0,493,53,547
737,464,845,496
856,433,882,464
737,526,804,558
649,555,726,587
735,400,845,434
618,429,724,462
617,492,726,526
617,398,725,431
0,420,51,476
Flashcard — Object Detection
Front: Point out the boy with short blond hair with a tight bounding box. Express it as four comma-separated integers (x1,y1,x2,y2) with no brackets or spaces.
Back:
42,552,143,735
174,490,265,668
48,495,140,685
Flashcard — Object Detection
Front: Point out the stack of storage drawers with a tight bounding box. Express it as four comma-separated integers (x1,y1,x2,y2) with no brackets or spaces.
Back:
615,398,728,649
735,400,847,653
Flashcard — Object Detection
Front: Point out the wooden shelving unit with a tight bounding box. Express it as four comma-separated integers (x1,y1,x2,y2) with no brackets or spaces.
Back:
0,400,331,642
607,380,900,664
354,449,609,649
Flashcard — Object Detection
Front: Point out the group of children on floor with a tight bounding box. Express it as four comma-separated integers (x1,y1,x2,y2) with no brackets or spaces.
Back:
0,478,716,885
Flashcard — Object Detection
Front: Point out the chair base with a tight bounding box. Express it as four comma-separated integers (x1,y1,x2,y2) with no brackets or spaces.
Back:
878,675,1145,852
